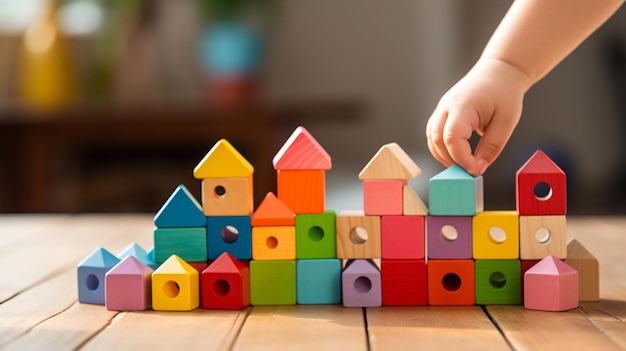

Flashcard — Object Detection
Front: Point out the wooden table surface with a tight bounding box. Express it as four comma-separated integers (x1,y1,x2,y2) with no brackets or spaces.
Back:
1,215,624,350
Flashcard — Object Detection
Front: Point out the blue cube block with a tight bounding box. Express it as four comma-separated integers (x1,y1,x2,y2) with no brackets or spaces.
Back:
297,259,342,304
428,165,484,216
207,216,252,260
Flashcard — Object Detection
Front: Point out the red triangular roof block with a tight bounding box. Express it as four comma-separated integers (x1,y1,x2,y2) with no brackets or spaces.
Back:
517,150,565,175
204,252,247,274
251,192,295,226
272,126,331,170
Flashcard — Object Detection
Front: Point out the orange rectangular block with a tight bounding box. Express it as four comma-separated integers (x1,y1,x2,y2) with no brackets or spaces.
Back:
252,226,296,260
202,176,253,216
427,260,475,306
277,170,325,214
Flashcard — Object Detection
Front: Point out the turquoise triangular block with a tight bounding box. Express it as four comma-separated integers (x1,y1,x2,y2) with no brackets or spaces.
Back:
154,184,207,228
78,247,120,268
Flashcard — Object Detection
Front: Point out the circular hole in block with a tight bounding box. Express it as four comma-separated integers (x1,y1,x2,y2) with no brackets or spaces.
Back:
440,225,458,242
266,236,278,249
221,225,239,243
488,226,507,244
489,272,507,289
442,273,461,292
214,185,226,198
86,274,99,291
534,182,552,201
535,227,551,244
214,279,231,297
354,276,372,294
163,281,180,298
349,227,368,245
308,226,324,242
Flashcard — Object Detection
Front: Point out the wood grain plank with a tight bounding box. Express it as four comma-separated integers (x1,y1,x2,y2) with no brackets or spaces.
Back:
486,305,622,350
578,301,626,349
232,305,368,351
367,306,511,351
80,309,247,351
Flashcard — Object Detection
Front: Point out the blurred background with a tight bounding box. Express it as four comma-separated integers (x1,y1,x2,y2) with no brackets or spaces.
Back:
0,0,625,214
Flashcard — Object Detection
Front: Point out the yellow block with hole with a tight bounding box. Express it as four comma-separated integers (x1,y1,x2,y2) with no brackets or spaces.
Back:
336,210,381,259
252,226,296,260
472,211,519,259
152,255,199,311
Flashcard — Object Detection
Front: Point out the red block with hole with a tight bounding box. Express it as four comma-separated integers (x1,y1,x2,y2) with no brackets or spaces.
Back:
427,260,475,306
381,260,427,306
516,150,566,215
201,252,250,310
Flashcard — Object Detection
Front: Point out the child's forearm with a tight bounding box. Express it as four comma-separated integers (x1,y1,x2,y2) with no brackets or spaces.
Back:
481,0,624,90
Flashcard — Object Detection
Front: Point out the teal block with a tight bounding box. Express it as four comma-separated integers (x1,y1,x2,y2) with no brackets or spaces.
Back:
154,184,206,228
154,227,207,263
475,260,521,305
250,260,296,305
297,259,342,304
207,216,252,260
428,165,484,215
296,212,337,259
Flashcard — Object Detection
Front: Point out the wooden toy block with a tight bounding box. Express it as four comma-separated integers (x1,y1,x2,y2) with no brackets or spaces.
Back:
207,215,252,260
524,255,578,311
428,165,483,216
427,260,475,306
252,226,296,260
249,260,296,305
154,184,206,228
516,150,567,215
520,260,540,303
363,179,405,216
295,211,337,259
565,239,599,301
277,170,325,214
152,255,199,311
472,211,519,259
153,227,207,263
519,215,567,259
427,216,473,259
336,211,381,259
296,259,342,305
77,247,120,305
272,126,332,170
117,242,156,269
188,261,209,273
251,192,295,227
474,260,521,305
201,176,253,216
341,259,382,307
105,256,153,311
381,215,424,259
193,139,254,179
403,184,428,215
146,247,159,269
358,142,421,180
201,252,250,310
381,260,427,306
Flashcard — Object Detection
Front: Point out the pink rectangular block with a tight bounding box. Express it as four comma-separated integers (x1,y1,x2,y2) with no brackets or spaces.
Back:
381,215,424,259
105,256,153,311
363,180,405,216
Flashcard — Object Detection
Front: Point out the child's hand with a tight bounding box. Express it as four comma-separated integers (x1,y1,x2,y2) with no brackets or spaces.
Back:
426,59,530,176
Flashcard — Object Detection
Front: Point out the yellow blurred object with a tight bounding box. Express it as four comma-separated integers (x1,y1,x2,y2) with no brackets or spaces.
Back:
17,0,75,112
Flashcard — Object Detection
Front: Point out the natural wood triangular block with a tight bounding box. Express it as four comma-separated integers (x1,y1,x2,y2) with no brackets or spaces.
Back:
402,184,428,215
565,239,599,301
358,143,421,180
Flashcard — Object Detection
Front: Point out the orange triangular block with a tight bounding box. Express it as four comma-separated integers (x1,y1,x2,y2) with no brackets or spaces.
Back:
272,126,332,170
403,184,428,215
251,192,295,227
193,139,254,179
359,143,421,180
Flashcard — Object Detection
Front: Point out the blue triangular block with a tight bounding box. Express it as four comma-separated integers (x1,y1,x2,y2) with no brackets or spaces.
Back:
117,243,155,267
78,247,120,269
154,184,207,228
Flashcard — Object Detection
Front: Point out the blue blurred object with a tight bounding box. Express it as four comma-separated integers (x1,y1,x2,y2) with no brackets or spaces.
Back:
200,22,263,77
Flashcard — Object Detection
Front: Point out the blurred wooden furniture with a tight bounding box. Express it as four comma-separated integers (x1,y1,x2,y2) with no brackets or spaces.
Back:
0,101,361,212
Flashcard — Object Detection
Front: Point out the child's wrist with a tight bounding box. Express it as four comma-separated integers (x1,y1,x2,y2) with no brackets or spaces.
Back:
471,58,533,92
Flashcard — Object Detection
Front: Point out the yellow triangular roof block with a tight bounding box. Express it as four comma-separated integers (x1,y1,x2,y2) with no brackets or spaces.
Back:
358,143,421,180
193,139,253,179
154,255,197,275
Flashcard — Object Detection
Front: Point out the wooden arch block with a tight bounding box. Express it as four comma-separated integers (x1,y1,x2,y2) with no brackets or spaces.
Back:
564,239,599,301
152,255,199,311
363,179,405,216
427,259,475,306
524,255,578,311
252,226,296,260
519,215,567,259
472,211,519,259
201,252,250,310
251,192,295,227
358,143,421,180
77,247,120,305
342,260,382,307
105,256,153,311
427,216,472,259
154,184,206,228
272,126,332,170
428,165,483,216
336,211,381,259
516,150,567,215
193,139,254,179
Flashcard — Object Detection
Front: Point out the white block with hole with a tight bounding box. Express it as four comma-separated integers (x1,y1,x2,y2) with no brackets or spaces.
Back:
519,215,567,259
472,211,520,259
336,210,381,259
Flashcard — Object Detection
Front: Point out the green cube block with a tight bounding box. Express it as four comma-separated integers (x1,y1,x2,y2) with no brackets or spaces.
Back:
475,260,521,305
297,259,342,304
295,211,336,259
428,165,483,215
154,227,207,263
250,260,296,305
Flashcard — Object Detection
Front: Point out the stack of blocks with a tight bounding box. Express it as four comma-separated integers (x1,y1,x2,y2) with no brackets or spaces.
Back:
77,126,600,312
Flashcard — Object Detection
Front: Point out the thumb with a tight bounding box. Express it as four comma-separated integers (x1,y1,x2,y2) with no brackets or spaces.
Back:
474,125,515,174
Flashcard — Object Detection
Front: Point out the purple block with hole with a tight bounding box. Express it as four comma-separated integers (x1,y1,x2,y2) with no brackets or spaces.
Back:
207,215,252,260
105,256,153,311
341,259,382,307
427,216,472,259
